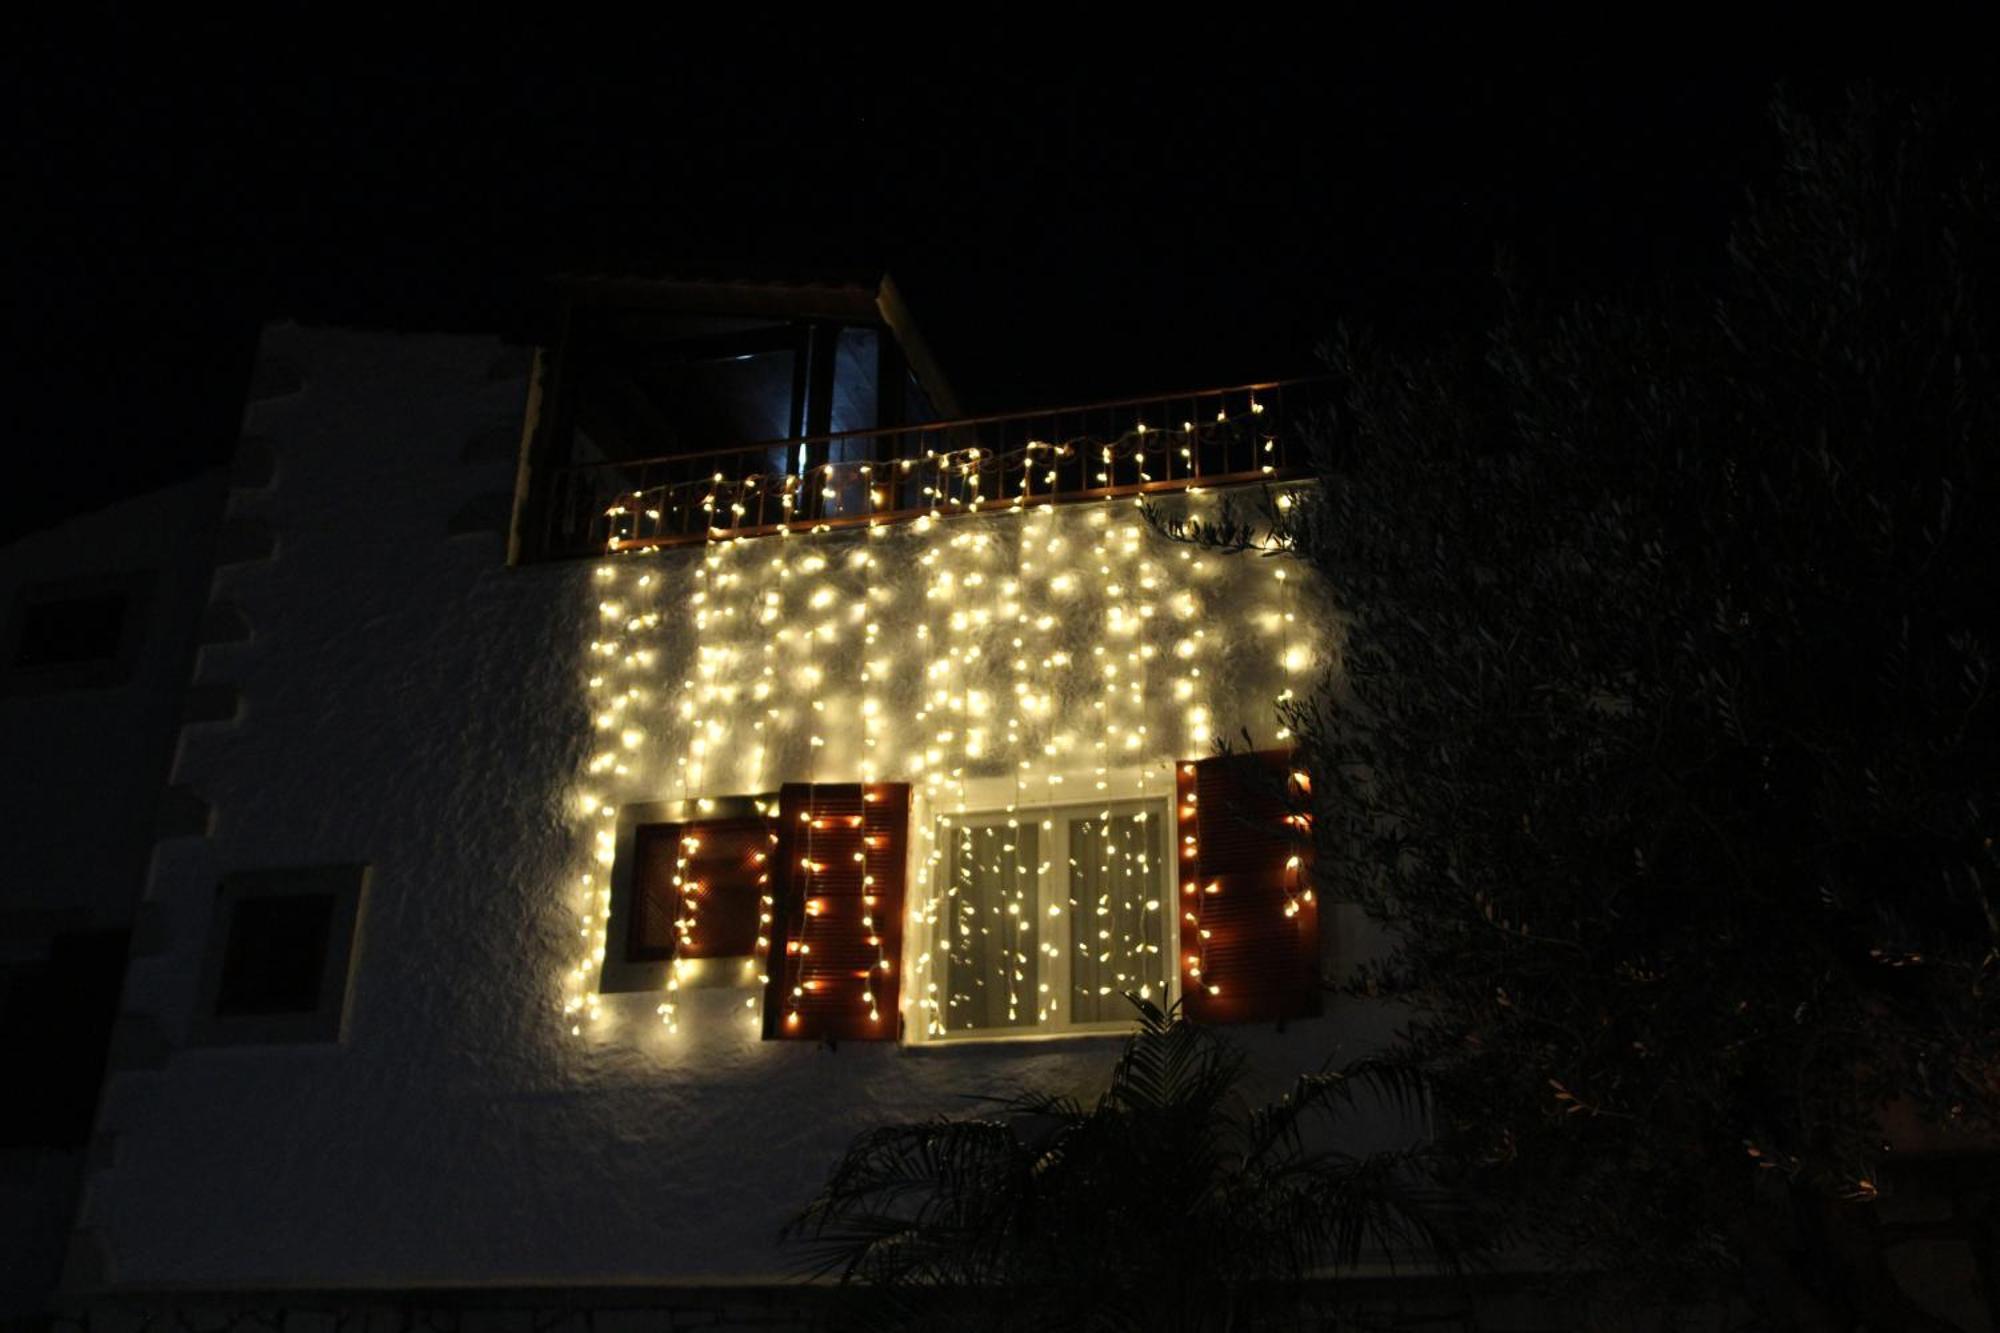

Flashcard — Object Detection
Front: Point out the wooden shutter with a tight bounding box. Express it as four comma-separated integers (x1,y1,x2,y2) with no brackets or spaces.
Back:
1177,750,1320,1024
628,815,770,961
762,782,910,1042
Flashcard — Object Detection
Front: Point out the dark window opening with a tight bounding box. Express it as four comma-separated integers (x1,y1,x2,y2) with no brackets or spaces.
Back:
12,591,131,670
0,929,130,1148
904,366,939,429
555,311,910,474
527,298,953,561
215,894,335,1017
568,319,804,466
829,326,881,437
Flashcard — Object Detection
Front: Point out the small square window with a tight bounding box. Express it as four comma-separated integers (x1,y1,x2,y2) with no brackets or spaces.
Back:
12,591,131,669
192,866,368,1046
2,571,153,694
214,895,336,1016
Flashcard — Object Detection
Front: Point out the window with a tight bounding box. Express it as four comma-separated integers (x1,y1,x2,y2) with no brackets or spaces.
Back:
191,866,367,1045
566,317,806,465
587,766,1313,1045
13,591,131,668
600,797,774,995
628,816,769,961
520,286,958,560
0,929,129,1147
2,571,153,694
915,798,1175,1041
527,311,834,563
215,895,335,1016
828,326,880,436
599,784,913,1040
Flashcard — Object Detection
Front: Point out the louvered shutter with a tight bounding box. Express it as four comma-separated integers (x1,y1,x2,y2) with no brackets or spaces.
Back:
1176,750,1320,1024
627,815,771,962
762,783,910,1041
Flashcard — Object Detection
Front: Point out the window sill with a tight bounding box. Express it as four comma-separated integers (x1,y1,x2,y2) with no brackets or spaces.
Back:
900,1024,1139,1055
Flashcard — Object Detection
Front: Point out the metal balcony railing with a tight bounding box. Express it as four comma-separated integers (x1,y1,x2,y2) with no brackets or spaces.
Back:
528,377,1330,558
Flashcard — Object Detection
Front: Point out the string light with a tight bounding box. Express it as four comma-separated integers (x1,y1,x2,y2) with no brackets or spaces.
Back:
567,404,1309,1042
599,405,1287,551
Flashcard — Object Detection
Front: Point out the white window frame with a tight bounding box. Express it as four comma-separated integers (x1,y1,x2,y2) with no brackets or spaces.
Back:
912,794,1177,1044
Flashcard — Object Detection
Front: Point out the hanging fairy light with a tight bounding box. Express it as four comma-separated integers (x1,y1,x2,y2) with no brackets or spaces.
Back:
569,391,1312,1042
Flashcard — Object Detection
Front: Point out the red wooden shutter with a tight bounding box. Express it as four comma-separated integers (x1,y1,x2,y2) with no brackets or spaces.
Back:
762,782,910,1042
1176,750,1320,1024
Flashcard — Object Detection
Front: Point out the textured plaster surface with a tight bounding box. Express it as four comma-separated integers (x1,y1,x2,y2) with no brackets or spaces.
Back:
90,325,1401,1290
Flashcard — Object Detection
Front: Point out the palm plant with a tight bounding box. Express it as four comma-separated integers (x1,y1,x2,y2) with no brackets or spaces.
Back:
788,1000,1477,1331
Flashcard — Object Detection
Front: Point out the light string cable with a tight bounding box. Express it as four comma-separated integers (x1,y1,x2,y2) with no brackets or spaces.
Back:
599,401,1282,547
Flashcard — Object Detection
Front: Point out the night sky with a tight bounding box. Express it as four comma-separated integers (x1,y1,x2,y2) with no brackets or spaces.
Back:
7,19,1976,543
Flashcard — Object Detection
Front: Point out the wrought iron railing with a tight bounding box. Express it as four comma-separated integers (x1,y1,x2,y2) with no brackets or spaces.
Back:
528,378,1330,558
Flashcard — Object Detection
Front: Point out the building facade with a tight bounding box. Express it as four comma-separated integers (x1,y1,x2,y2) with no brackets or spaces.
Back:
62,280,1407,1325
36,278,1999,1333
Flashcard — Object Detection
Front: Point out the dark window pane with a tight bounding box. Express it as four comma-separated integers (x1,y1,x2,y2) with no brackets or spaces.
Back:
0,930,129,1147
829,326,880,437
13,592,130,669
905,368,940,427
216,896,334,1016
568,321,804,464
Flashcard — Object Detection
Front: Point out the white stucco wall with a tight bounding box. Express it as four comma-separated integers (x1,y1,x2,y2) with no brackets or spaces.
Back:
86,324,1397,1291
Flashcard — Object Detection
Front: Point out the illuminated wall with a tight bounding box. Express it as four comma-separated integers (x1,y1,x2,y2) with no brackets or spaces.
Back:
566,487,1316,1041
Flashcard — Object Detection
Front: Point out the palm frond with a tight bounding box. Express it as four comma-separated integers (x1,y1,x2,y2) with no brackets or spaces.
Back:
1247,1055,1437,1167
790,1003,1475,1318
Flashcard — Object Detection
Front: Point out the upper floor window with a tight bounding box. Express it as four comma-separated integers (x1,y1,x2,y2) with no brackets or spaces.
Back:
522,278,952,561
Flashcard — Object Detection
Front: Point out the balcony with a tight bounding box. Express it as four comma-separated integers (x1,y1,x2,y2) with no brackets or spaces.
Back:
526,378,1329,559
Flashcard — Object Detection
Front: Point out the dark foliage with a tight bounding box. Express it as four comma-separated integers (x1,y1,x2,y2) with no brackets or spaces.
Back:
1164,90,2000,1328
789,1000,1475,1331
